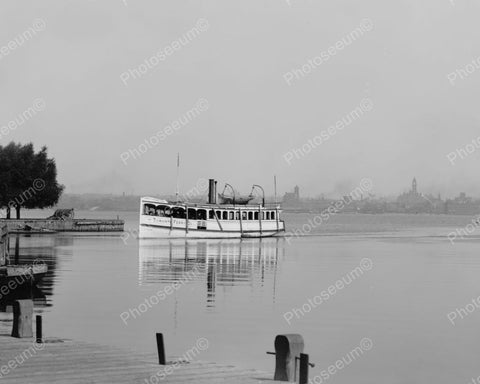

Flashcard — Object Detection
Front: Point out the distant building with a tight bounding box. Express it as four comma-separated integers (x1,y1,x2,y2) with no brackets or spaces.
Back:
446,192,480,215
396,178,433,213
283,186,300,205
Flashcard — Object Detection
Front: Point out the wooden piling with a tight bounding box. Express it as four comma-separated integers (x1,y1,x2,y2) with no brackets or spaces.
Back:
36,315,43,343
156,333,166,365
299,353,309,384
11,299,33,338
272,334,304,381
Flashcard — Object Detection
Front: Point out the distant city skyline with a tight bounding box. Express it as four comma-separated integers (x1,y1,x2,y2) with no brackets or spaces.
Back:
282,177,477,201
63,175,477,202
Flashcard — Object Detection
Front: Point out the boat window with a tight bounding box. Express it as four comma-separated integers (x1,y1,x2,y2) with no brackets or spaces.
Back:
144,204,156,215
242,212,247,220
197,209,207,220
163,206,172,217
209,210,214,219
271,211,275,220
254,212,259,220
236,211,240,220
172,207,186,219
248,212,253,220
266,212,270,220
156,205,168,217
222,211,228,220
188,208,197,220
216,210,221,219
229,211,234,220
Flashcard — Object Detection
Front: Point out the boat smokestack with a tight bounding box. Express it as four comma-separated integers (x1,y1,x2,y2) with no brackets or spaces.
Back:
208,179,217,204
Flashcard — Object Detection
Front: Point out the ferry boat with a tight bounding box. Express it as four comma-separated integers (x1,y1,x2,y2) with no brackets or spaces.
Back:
138,179,285,239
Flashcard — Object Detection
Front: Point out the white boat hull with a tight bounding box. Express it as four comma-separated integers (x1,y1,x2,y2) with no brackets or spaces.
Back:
139,223,284,239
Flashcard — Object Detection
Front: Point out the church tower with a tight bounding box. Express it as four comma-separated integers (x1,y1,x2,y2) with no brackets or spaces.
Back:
412,178,417,195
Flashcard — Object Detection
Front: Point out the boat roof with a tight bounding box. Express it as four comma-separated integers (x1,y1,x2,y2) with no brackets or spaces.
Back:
141,197,281,210
141,196,168,204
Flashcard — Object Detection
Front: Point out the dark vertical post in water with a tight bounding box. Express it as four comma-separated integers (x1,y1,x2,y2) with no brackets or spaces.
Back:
156,333,166,365
14,236,20,264
299,353,309,384
36,315,43,343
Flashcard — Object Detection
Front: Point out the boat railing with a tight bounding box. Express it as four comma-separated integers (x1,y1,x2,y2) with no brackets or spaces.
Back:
263,203,283,209
168,201,282,210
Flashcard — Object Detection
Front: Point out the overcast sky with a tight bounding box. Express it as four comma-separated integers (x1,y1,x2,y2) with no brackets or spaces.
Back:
1,0,479,198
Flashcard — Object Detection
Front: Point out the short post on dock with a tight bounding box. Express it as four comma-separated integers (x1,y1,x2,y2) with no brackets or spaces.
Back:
299,353,309,384
267,334,304,381
156,333,166,365
36,315,43,343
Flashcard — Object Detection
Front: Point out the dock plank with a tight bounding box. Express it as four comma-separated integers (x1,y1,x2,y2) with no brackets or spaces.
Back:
0,330,279,384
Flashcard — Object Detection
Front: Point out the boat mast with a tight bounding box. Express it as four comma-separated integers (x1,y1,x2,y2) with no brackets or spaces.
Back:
175,153,180,202
274,175,277,204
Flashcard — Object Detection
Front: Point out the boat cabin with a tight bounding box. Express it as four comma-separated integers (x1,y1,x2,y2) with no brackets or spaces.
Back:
142,203,278,221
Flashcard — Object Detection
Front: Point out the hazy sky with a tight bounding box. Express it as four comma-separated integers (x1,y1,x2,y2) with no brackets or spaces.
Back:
1,0,480,198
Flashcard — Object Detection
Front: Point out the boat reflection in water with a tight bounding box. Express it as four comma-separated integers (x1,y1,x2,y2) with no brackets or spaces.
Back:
138,238,285,308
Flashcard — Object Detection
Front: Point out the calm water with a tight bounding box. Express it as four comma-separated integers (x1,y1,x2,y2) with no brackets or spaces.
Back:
4,210,480,383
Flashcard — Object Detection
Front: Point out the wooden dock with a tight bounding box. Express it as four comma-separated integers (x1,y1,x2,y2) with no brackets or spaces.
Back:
0,321,279,384
0,218,124,233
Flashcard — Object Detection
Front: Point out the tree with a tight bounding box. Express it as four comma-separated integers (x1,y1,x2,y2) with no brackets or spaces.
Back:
0,142,64,219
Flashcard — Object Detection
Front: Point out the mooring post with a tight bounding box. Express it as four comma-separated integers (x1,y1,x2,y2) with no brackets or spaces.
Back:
36,315,43,343
299,353,309,384
269,334,304,381
156,333,166,365
11,299,34,338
